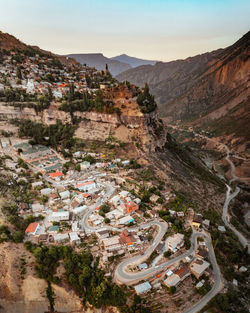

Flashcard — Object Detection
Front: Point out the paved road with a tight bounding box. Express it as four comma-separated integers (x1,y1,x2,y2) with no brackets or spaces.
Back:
169,125,250,253
80,182,118,233
114,231,222,294
183,233,223,313
222,185,250,252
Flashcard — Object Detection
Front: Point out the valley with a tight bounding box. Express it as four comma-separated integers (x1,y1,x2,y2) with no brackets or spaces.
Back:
0,29,249,313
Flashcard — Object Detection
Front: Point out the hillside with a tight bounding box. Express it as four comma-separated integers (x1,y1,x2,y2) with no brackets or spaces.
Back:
117,32,250,151
0,31,79,68
110,54,156,68
65,53,131,76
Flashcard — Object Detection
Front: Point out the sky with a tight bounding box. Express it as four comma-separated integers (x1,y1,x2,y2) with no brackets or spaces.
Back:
0,0,249,61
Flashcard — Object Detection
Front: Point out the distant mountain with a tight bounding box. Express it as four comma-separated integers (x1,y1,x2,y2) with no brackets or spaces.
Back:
117,32,250,149
111,54,156,68
65,53,131,76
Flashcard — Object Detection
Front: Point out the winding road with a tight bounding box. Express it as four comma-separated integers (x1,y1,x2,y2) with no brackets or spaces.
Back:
170,125,250,252
81,183,223,312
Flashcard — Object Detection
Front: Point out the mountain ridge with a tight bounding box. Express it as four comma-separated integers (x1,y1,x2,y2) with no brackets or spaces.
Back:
110,53,156,68
117,31,250,152
65,53,131,76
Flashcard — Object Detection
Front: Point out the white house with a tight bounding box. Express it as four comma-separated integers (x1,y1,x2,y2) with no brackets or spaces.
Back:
134,282,152,295
76,181,97,192
41,188,53,196
69,232,80,244
32,203,45,213
73,205,88,215
59,190,70,200
118,215,134,225
49,211,69,222
53,233,69,243
167,233,184,253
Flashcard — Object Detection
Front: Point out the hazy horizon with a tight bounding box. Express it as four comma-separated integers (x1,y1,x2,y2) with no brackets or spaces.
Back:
0,0,249,62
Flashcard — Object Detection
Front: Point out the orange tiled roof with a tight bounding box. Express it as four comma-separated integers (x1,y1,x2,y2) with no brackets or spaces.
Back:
125,202,139,214
25,222,38,233
49,171,64,178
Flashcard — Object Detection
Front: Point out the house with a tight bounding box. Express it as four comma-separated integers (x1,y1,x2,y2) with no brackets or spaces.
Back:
119,202,139,214
25,222,40,235
49,171,64,180
96,229,110,239
138,263,148,270
190,259,210,279
20,203,29,211
196,280,205,289
31,203,45,213
118,215,134,225
134,281,152,295
73,205,88,215
32,181,43,189
76,181,96,192
101,235,121,251
119,191,130,198
72,221,79,232
53,233,69,243
59,190,70,200
218,225,226,232
106,209,123,220
192,214,203,228
164,274,180,288
49,211,69,222
202,219,210,229
110,195,121,207
41,187,53,196
134,198,141,205
69,232,80,244
119,229,136,245
175,266,190,281
121,160,130,166
150,194,160,203
167,233,184,252
80,161,90,170
177,211,185,218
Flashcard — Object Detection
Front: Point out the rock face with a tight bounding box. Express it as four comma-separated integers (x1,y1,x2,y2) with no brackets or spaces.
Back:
117,32,250,149
0,99,167,153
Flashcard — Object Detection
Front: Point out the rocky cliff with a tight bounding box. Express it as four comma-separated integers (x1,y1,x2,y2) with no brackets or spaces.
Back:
117,32,250,150
0,87,167,153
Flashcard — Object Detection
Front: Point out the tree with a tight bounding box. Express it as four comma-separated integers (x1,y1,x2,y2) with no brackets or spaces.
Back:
46,281,55,312
47,86,53,100
169,286,176,294
12,231,24,243
16,67,22,80
75,163,81,172
164,251,171,258
104,217,110,224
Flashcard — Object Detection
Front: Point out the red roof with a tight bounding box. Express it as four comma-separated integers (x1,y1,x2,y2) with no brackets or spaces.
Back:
49,171,64,178
82,193,90,198
25,222,38,233
175,266,190,278
125,202,139,214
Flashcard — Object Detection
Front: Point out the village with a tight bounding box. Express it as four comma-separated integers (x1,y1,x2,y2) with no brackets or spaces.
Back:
0,135,225,311
0,48,110,99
